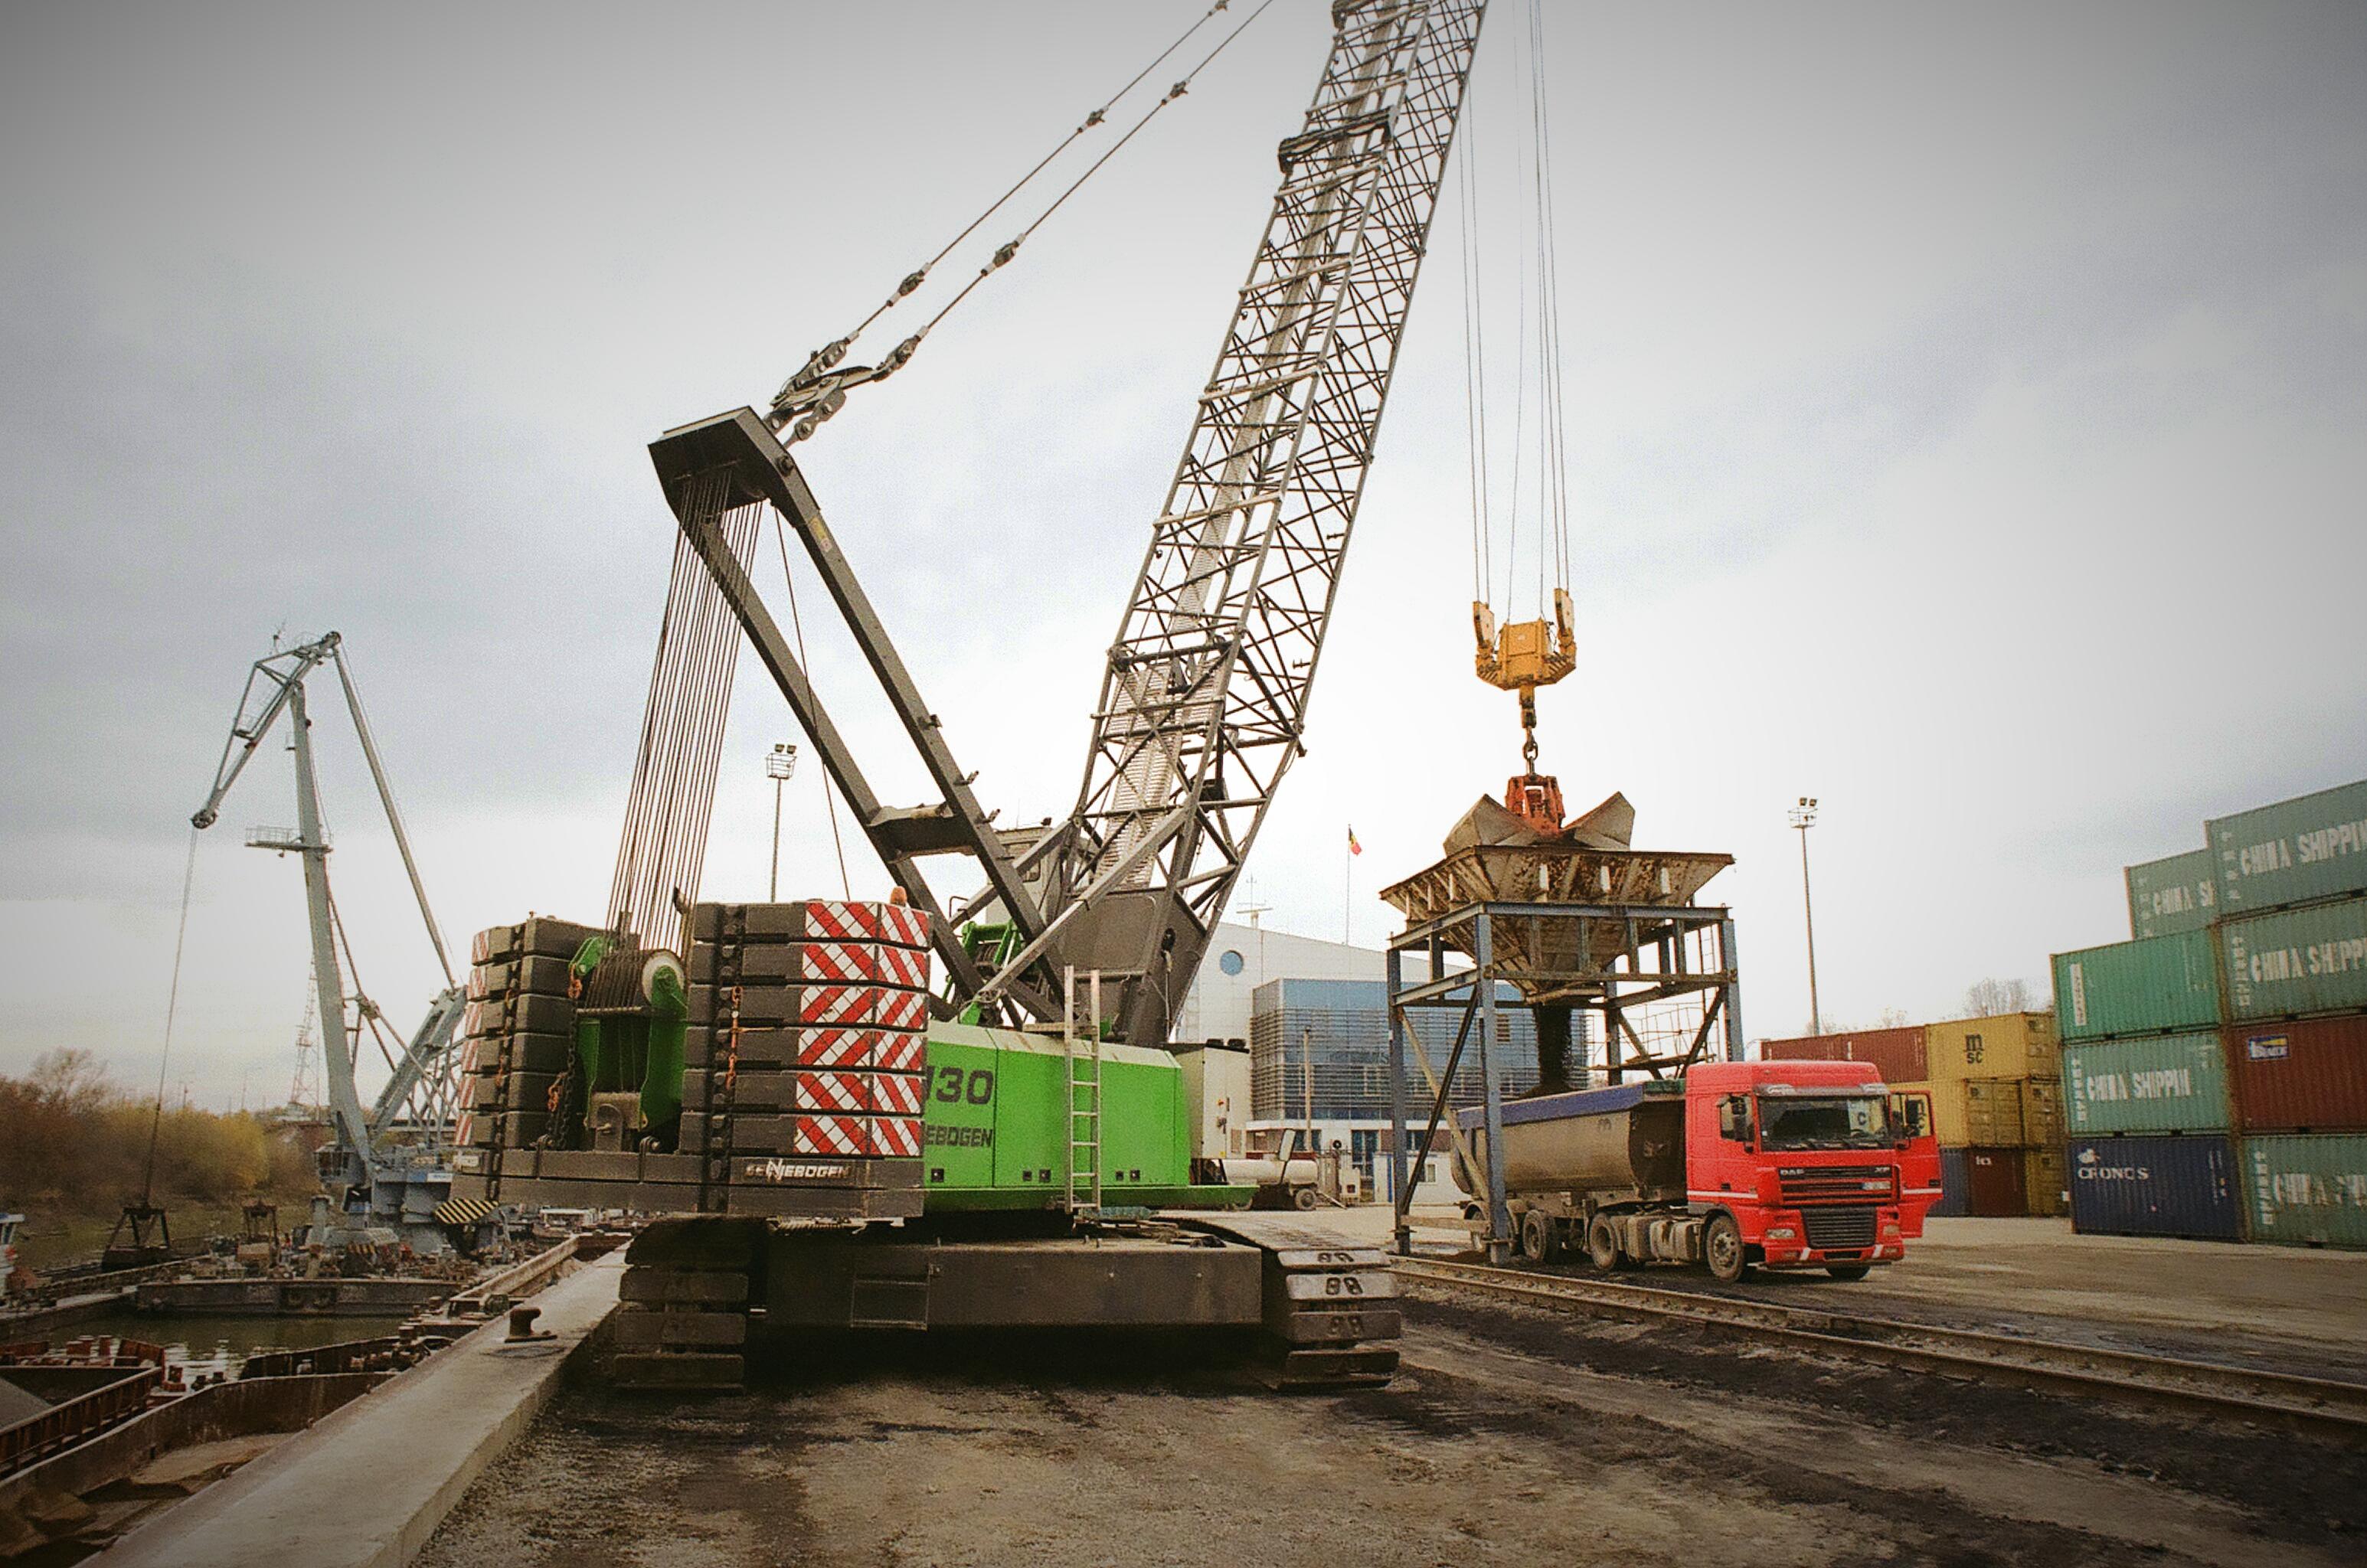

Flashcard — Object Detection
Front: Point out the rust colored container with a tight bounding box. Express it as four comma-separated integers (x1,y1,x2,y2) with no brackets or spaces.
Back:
1761,1026,1927,1084
1962,1147,2028,1217
2227,1013,2367,1133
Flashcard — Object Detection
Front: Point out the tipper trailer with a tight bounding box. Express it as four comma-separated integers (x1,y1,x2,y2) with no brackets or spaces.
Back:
1462,1060,1924,1282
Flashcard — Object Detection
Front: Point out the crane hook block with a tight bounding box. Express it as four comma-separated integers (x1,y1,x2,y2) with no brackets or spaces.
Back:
1472,587,1576,697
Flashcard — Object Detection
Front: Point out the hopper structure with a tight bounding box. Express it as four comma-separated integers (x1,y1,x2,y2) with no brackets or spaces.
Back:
1378,787,1745,1264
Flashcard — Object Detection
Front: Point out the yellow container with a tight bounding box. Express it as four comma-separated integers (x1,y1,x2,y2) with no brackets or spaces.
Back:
2023,1146,2066,1216
1898,1074,2057,1148
2022,1076,2065,1144
1891,1078,1969,1147
1926,1012,2058,1082
1964,1078,2027,1145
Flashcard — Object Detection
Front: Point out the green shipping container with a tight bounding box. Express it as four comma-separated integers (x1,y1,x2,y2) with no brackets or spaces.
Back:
2221,896,2367,1021
2052,930,2220,1043
2210,778,2367,915
2125,848,2217,939
2060,1033,2228,1135
2241,1133,2367,1250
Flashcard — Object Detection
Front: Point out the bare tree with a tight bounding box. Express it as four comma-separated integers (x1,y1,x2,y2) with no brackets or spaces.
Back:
1962,978,2033,1018
1875,1006,1912,1028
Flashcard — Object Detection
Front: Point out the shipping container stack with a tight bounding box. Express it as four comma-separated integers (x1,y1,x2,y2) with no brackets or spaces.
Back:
1757,1018,2063,1217
2052,778,2367,1249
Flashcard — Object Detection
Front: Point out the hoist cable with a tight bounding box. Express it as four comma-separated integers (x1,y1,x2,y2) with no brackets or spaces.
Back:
773,512,853,900
1528,0,1573,595
325,886,398,1082
1466,0,1576,627
914,0,1283,345
1456,92,1491,606
138,825,201,1207
845,0,1240,348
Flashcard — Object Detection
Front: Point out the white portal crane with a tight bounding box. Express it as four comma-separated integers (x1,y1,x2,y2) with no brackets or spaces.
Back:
191,632,463,1203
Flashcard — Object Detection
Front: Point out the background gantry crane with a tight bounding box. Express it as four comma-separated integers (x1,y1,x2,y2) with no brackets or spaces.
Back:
191,632,466,1240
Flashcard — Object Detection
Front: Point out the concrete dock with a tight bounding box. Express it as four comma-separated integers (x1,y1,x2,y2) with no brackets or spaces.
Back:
97,1253,621,1568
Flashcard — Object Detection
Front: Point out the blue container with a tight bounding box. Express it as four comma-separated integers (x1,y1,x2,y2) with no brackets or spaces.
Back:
2066,1135,2241,1240
1931,1148,1970,1217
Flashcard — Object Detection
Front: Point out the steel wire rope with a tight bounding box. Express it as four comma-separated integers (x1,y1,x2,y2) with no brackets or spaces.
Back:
665,501,760,930
137,826,201,1207
838,0,1242,351
773,510,854,900
1504,191,1531,616
649,521,718,930
1525,0,1572,597
652,527,717,934
610,498,702,932
908,0,1284,348
1456,86,1492,608
328,644,453,984
325,886,402,1081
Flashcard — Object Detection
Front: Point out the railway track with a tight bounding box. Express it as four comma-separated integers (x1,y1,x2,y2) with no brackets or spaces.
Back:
1394,1257,2367,1443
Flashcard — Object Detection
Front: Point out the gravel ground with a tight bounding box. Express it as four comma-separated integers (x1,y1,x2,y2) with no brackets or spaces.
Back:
416,1289,2361,1568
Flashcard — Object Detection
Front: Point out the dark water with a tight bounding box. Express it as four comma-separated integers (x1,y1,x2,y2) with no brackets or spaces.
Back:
72,1311,411,1378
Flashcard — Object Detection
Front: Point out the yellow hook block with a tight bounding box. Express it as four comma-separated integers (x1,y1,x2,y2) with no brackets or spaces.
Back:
1472,587,1576,694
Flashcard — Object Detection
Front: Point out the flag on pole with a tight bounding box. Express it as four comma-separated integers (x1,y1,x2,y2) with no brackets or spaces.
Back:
1347,825,1362,856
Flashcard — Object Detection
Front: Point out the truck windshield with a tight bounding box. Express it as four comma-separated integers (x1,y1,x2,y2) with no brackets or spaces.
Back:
1757,1095,1890,1151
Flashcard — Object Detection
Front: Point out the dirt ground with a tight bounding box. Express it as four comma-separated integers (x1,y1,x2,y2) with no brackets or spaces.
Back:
417,1284,2362,1568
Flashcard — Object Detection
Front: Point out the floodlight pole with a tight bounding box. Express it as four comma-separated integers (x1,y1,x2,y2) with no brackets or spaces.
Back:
767,743,799,901
1790,797,1822,1034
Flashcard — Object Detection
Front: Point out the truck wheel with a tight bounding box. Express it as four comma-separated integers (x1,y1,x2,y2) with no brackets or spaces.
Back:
1519,1210,1560,1265
1585,1216,1623,1272
1824,1263,1871,1281
1705,1214,1751,1284
1290,1186,1320,1211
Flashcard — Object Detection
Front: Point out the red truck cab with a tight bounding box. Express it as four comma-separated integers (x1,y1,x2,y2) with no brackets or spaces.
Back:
1682,1060,1908,1280
1889,1087,1940,1236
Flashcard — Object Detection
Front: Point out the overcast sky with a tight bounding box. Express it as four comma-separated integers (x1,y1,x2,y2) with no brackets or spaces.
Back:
3,0,2362,1109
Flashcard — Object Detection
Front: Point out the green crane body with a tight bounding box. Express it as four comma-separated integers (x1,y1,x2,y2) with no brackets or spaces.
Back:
559,928,1247,1210
917,1022,1253,1212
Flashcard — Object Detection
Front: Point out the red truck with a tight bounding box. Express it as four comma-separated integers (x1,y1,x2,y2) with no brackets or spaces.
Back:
1461,1060,1919,1282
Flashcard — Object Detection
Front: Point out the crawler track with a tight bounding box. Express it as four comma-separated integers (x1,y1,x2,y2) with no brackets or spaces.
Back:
1395,1257,2367,1442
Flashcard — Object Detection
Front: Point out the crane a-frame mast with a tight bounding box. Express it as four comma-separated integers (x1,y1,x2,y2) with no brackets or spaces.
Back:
658,0,1485,1044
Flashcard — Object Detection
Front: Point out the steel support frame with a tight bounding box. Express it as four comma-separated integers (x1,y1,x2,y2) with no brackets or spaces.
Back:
1384,900,1744,1259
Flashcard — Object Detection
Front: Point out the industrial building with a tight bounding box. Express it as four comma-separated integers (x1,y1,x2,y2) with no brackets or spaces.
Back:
1169,920,1383,1049
1165,922,1559,1191
1250,976,1548,1190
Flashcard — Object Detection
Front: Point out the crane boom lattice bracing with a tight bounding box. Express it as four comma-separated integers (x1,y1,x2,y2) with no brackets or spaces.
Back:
1045,0,1486,1045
